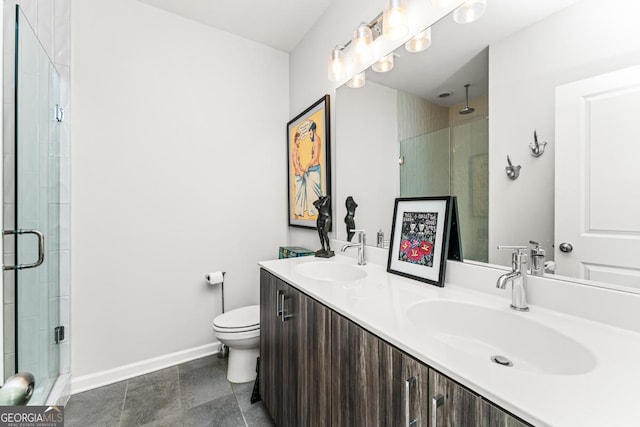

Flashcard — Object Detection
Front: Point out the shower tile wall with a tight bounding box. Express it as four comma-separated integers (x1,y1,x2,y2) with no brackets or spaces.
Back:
397,90,489,263
397,90,449,141
2,0,71,382
449,96,488,262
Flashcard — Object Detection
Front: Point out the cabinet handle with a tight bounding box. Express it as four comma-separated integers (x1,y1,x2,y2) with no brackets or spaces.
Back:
405,376,417,427
431,394,444,426
276,290,284,317
280,293,293,322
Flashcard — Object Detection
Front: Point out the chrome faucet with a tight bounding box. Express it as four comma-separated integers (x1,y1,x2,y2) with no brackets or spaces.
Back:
496,246,529,312
341,230,366,265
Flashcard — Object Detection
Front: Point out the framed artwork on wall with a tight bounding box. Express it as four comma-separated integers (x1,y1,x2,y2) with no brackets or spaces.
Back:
287,95,331,229
387,196,462,287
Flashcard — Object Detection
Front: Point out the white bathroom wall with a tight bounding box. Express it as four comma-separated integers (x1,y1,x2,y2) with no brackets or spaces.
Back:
335,82,398,244
70,0,288,386
488,0,640,265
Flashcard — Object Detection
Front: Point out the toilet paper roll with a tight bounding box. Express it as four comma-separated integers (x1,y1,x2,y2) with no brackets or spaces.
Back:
206,271,224,285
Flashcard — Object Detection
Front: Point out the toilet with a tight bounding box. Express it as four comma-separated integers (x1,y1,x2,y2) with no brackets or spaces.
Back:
212,305,260,383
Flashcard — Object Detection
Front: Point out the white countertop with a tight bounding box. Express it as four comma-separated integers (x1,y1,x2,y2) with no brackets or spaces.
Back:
259,254,640,427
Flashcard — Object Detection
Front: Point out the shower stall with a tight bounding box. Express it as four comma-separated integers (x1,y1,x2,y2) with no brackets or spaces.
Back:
400,117,489,262
1,6,70,405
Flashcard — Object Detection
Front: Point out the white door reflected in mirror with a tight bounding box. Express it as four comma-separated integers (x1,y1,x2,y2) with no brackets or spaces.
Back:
555,64,640,290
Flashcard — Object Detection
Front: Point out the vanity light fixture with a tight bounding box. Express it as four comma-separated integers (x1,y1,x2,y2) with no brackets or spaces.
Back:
405,27,432,52
383,0,408,41
347,71,366,88
328,45,347,82
453,0,487,24
353,22,374,64
328,1,487,85
372,53,394,72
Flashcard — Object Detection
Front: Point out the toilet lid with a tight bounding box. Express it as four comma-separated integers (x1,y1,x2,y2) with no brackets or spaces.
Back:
213,304,260,330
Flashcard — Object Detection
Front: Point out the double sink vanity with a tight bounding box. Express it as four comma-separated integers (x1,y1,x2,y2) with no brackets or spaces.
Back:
258,245,640,426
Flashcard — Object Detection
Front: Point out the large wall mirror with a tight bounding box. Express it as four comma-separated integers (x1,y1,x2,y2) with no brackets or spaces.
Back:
335,0,640,293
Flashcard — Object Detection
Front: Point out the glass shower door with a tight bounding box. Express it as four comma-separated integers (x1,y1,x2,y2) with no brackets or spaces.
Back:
398,118,489,263
399,127,451,197
13,7,62,404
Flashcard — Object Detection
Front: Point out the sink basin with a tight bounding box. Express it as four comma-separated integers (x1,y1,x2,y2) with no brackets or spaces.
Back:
407,300,596,375
294,262,367,282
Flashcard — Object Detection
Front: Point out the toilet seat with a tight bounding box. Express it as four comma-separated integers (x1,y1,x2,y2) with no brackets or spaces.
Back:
213,304,260,333
212,304,261,383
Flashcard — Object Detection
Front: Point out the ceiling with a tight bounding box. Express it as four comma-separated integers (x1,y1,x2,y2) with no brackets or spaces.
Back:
137,0,334,52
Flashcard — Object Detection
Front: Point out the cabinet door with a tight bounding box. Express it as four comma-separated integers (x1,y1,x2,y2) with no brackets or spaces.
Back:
403,354,430,427
280,280,299,426
259,269,283,425
481,400,531,427
429,369,481,427
352,319,400,426
260,270,300,426
296,291,332,426
332,312,429,427
332,311,393,426
331,311,353,426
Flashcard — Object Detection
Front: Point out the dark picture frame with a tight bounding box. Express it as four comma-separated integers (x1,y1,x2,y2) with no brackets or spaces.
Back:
387,196,460,287
287,95,331,229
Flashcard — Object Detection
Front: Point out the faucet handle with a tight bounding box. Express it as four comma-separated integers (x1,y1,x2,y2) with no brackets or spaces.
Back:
529,241,545,276
497,245,528,266
350,230,366,244
529,241,545,255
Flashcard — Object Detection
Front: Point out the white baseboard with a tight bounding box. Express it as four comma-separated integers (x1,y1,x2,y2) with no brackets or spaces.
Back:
70,342,221,395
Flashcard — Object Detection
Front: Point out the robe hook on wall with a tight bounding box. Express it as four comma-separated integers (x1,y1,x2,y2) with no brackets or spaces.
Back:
505,155,521,180
529,130,547,157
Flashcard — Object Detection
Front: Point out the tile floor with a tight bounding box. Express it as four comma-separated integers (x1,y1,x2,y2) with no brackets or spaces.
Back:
65,355,274,427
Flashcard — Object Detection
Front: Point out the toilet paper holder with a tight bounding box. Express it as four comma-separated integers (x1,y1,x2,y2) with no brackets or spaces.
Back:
206,271,229,359
206,271,226,314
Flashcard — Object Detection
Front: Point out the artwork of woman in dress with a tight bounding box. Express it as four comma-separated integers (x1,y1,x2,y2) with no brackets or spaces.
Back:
291,120,323,219
398,212,438,267
287,95,329,228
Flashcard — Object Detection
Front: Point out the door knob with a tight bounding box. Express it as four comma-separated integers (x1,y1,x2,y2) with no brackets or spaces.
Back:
559,242,573,253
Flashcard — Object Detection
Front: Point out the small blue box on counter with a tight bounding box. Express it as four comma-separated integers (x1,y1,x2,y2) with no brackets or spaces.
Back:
279,246,315,259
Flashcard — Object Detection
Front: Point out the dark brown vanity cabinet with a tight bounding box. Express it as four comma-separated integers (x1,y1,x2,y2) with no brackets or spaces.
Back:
260,269,530,427
259,269,332,426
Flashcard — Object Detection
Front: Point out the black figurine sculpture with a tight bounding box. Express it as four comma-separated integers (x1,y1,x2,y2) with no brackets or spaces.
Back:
313,195,334,258
344,196,358,242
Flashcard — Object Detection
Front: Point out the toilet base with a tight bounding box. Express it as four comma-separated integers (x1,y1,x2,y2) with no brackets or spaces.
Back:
226,347,260,383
